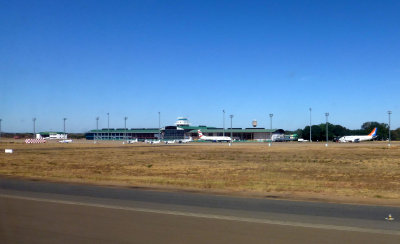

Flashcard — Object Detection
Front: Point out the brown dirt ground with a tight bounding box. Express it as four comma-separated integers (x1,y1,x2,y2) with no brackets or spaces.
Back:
1,139,400,206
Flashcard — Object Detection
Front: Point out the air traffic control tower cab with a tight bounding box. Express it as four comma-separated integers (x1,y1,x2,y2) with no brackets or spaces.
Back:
175,117,190,127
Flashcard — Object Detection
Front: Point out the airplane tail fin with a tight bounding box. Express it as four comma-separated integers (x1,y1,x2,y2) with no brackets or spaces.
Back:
368,127,377,137
197,130,204,138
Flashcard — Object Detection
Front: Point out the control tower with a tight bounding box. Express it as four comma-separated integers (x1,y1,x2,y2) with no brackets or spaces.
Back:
175,117,190,127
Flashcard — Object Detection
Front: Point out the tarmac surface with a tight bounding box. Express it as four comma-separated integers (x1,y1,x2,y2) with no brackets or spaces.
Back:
0,177,399,243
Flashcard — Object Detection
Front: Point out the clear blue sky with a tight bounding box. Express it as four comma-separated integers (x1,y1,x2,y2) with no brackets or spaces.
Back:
1,0,399,133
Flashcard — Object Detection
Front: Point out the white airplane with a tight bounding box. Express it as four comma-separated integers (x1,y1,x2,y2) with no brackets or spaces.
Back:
197,130,232,142
178,137,193,144
127,139,138,144
145,139,160,144
338,128,377,143
59,139,72,143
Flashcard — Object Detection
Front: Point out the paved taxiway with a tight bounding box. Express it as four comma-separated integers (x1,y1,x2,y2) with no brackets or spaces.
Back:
1,178,399,243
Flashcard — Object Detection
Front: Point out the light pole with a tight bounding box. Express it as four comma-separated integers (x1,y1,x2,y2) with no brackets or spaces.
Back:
309,108,312,142
325,113,329,147
95,117,99,141
0,118,2,140
107,112,110,140
158,112,161,140
63,118,67,134
269,113,273,130
124,116,128,141
223,110,225,137
388,111,392,147
230,115,234,141
33,118,36,138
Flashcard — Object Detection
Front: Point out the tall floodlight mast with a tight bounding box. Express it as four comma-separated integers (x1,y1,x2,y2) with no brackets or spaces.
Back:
325,113,329,147
63,118,67,134
0,118,2,140
95,117,99,141
230,115,234,141
124,117,128,141
388,111,392,147
107,113,110,140
309,108,312,142
269,113,273,130
158,112,161,140
33,118,37,138
223,110,225,137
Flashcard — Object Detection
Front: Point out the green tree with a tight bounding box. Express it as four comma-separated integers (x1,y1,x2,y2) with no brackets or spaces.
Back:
294,128,303,139
332,124,350,137
391,128,400,141
361,121,388,140
301,125,324,141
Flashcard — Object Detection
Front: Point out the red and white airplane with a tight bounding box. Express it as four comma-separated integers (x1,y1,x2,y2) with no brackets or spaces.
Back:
197,130,232,142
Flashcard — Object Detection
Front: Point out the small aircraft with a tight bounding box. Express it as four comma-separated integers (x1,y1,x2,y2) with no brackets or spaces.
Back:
127,139,138,144
297,138,308,142
145,140,160,144
59,139,72,143
338,128,377,143
197,130,232,142
177,137,193,144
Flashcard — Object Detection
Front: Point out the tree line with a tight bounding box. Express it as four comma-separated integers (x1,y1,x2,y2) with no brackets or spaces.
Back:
293,121,400,141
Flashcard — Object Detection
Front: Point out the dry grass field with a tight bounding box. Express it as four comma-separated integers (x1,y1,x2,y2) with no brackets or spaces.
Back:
1,140,400,204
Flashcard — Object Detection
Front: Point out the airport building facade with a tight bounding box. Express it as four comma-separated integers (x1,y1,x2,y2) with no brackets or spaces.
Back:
85,117,286,141
36,132,68,139
85,128,161,141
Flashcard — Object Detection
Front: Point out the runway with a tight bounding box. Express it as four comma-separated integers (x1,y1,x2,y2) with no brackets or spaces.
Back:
1,178,399,243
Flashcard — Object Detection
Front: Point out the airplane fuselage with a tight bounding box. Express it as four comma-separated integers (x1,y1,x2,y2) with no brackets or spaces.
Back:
197,130,232,142
338,135,374,143
338,128,377,143
199,135,232,142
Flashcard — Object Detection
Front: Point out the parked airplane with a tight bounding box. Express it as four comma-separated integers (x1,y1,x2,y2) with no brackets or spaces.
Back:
177,137,193,144
197,130,232,142
127,139,138,144
59,139,72,143
338,128,377,143
145,140,160,144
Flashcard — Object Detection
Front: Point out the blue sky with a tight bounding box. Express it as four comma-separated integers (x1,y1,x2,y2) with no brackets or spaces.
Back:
1,0,399,132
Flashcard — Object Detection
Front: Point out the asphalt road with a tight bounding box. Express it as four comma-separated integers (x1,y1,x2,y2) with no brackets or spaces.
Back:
0,178,399,243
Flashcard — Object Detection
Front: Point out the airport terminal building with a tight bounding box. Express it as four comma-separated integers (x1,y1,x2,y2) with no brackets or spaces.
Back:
85,118,286,141
36,132,68,139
